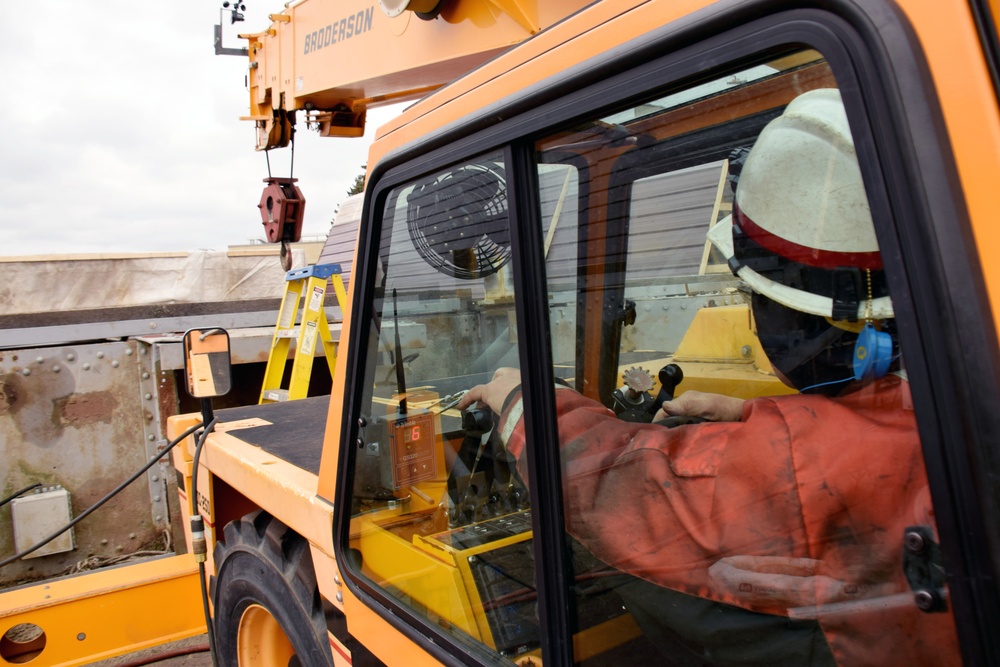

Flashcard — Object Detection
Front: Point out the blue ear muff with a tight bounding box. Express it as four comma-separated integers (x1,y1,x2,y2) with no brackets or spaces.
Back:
853,323,892,380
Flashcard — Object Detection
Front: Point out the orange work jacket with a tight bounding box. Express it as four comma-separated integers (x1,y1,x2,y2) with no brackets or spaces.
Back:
500,376,960,665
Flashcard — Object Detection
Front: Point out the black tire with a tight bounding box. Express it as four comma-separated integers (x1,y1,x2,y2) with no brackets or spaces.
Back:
211,510,333,667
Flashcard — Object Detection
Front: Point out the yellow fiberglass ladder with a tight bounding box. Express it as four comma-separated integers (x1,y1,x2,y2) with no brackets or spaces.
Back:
259,263,347,404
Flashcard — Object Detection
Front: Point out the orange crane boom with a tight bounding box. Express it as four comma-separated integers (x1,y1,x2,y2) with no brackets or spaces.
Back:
239,0,596,150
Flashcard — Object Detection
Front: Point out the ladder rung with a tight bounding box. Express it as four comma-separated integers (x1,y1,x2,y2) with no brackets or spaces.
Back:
262,389,289,402
260,267,346,405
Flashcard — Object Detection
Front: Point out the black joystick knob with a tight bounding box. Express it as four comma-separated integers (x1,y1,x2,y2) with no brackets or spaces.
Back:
651,363,684,414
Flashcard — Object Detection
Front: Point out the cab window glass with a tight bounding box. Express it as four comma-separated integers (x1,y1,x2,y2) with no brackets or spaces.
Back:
530,52,961,663
349,153,548,661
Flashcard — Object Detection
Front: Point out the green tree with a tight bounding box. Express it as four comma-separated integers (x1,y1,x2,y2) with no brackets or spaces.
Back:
347,165,366,196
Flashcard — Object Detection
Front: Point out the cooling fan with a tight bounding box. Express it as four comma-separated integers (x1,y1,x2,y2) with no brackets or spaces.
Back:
406,162,511,280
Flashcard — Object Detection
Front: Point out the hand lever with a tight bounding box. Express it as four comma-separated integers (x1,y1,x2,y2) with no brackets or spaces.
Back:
651,364,684,415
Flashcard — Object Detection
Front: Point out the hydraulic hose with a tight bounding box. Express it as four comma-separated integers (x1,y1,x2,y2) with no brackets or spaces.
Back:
0,483,43,509
190,417,221,667
0,421,205,569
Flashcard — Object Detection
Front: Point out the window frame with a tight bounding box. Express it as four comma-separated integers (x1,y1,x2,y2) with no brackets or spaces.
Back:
333,2,1000,665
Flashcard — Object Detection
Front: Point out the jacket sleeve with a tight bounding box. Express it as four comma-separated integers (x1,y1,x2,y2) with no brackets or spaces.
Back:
496,387,798,604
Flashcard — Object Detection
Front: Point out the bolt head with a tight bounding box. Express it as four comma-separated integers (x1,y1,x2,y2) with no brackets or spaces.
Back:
914,589,937,611
905,531,927,554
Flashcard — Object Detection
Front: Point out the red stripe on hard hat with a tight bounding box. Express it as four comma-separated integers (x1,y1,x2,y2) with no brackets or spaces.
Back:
735,204,883,271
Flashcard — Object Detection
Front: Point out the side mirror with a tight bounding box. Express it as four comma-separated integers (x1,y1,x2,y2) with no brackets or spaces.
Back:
182,328,233,398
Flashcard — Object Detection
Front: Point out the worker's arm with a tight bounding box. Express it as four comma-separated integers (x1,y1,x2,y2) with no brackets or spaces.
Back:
458,367,522,414
459,368,746,424
655,391,745,423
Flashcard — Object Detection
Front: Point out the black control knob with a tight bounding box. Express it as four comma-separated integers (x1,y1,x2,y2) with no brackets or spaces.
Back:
651,363,684,415
461,408,494,436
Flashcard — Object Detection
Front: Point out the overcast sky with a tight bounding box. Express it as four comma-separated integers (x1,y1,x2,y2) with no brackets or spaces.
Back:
0,1,398,257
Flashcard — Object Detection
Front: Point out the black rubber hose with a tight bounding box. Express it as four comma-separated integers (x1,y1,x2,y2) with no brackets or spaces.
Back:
190,418,220,667
0,421,205,569
0,483,42,509
112,642,210,667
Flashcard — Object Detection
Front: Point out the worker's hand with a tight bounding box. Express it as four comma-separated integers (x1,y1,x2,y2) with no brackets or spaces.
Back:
654,390,745,422
457,367,522,413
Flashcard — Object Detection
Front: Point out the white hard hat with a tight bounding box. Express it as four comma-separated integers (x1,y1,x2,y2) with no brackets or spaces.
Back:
708,88,894,320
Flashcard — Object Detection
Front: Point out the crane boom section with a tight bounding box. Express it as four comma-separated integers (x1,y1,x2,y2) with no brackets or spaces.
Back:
241,0,595,149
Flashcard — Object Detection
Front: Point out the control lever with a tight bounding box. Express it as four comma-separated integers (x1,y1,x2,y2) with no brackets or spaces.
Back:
613,363,685,423
652,363,707,428
651,363,684,415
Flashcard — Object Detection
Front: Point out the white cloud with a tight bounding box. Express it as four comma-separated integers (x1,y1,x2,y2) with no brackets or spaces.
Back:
0,1,389,256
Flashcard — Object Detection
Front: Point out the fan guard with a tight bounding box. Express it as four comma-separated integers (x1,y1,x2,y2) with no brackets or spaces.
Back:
406,162,511,280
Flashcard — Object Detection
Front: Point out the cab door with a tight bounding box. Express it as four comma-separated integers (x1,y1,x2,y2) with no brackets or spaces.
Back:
334,2,1000,665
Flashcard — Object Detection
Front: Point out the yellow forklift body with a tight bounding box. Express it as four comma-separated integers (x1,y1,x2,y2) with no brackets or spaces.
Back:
0,555,203,666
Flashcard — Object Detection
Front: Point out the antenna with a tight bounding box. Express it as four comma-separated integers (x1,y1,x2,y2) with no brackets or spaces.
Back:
392,289,408,416
214,2,249,56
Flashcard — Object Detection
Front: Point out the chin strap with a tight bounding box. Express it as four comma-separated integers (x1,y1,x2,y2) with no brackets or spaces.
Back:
853,269,893,380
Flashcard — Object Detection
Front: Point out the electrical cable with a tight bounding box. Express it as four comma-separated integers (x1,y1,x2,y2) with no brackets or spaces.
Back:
0,421,204,569
112,642,210,667
190,418,220,667
0,483,42,509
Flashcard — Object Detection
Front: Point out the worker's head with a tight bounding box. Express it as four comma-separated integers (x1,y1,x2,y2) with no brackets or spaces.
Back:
708,88,896,393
